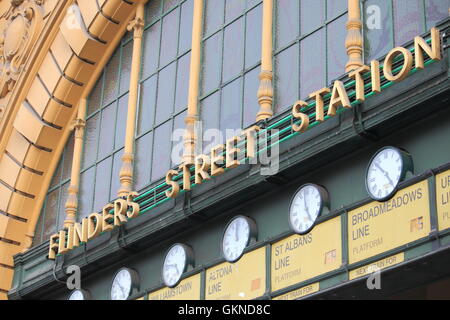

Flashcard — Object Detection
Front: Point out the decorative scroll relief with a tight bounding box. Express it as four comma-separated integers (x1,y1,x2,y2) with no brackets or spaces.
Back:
0,0,44,114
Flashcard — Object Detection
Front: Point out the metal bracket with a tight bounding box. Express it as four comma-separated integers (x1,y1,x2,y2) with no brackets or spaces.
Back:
255,118,269,130
352,103,379,142
52,254,67,286
116,223,139,254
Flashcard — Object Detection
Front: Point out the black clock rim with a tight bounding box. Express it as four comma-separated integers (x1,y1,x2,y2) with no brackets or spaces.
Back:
220,215,258,264
109,267,140,300
364,146,412,202
161,243,194,288
288,183,329,235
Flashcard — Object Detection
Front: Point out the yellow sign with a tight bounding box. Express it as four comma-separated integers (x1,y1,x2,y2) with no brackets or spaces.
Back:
205,247,266,300
436,170,450,231
271,217,342,292
148,273,201,300
348,180,430,264
349,253,404,280
272,283,319,300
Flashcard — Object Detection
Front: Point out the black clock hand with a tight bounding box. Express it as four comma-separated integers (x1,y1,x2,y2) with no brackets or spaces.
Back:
167,263,180,275
303,195,313,221
118,283,126,298
374,162,387,175
374,162,394,186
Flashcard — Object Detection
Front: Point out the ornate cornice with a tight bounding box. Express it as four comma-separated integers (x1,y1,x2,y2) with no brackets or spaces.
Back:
0,0,45,117
0,0,139,299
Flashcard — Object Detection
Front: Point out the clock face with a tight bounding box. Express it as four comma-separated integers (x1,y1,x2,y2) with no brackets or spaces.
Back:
289,184,326,234
111,269,134,300
68,289,86,300
366,147,404,201
222,216,256,263
163,244,190,288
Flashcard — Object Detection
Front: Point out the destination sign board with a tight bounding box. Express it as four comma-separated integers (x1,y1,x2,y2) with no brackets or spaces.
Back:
436,170,450,231
271,216,342,292
205,247,266,300
148,273,201,300
272,282,319,300
348,180,430,264
349,253,404,280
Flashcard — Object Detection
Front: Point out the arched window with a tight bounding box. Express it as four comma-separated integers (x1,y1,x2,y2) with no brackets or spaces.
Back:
33,0,195,244
32,0,449,247
32,134,74,246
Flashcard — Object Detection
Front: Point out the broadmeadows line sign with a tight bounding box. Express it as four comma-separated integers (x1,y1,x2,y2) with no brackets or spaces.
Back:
48,28,442,260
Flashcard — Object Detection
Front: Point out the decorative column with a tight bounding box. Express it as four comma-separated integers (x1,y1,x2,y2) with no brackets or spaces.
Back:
183,0,203,164
64,98,87,227
118,1,145,197
345,0,364,72
256,0,274,122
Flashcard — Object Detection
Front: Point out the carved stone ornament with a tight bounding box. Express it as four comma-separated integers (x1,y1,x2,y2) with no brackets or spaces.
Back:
0,0,44,99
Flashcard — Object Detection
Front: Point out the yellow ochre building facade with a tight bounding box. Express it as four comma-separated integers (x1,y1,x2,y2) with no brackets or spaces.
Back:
0,0,449,300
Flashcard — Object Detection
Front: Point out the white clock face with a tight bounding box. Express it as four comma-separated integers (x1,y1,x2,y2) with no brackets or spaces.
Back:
222,216,252,262
163,244,187,287
366,148,403,200
111,269,133,300
289,184,323,234
68,290,85,300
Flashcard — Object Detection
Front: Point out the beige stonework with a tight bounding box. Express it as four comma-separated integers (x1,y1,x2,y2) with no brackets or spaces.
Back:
0,0,139,298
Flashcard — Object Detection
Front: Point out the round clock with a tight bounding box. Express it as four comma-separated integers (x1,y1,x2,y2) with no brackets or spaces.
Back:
289,184,329,235
162,243,194,288
365,147,413,201
68,289,90,300
221,216,257,263
110,268,139,300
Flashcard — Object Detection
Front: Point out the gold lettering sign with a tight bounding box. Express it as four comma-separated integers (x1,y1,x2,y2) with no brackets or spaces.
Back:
349,253,404,280
148,273,201,300
272,282,319,300
47,29,442,262
271,217,342,292
205,247,266,300
436,170,450,231
348,180,430,264
164,28,441,201
48,196,140,259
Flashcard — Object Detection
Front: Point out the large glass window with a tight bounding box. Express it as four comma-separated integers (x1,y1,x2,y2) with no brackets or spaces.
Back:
75,35,132,220
200,0,263,153
363,0,448,63
34,0,349,244
33,134,74,245
274,0,348,114
136,0,193,190
33,0,193,245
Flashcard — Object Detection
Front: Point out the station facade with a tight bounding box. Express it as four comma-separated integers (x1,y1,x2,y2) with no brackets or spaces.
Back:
0,0,448,300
